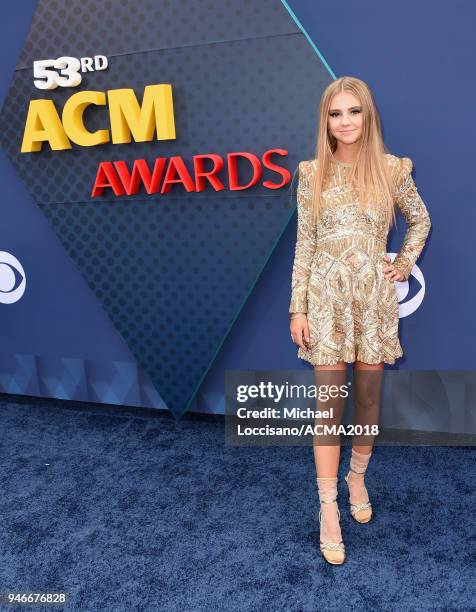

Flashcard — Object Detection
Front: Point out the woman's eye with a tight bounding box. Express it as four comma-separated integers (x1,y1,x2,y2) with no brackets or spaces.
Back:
329,110,361,117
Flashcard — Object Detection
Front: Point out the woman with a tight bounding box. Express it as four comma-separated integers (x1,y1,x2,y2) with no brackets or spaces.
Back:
288,76,431,565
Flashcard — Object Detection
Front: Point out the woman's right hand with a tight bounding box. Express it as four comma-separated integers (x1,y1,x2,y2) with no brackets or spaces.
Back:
290,314,310,349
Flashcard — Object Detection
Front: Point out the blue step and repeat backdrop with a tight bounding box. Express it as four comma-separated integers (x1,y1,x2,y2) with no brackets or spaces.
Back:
0,1,474,432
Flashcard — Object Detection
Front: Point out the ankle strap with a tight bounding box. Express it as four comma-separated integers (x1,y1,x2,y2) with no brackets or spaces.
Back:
319,497,337,504
348,466,366,474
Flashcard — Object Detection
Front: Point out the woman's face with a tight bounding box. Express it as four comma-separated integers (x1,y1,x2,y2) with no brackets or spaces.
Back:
327,92,363,146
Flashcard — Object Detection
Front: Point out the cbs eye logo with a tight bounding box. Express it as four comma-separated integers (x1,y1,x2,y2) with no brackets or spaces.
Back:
387,252,425,318
0,252,26,304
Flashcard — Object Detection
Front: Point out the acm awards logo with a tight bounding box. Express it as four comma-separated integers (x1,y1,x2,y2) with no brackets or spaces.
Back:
387,252,426,318
0,252,26,304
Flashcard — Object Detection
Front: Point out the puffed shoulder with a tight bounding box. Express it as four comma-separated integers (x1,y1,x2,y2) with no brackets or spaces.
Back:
399,156,413,175
298,159,317,176
397,156,413,190
385,154,413,189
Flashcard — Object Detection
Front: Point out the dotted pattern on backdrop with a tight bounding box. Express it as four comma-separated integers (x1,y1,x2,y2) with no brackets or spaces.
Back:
16,0,300,69
39,195,286,415
0,0,332,416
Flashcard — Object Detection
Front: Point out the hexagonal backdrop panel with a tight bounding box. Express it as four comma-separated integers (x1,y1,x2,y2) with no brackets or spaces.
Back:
0,0,332,416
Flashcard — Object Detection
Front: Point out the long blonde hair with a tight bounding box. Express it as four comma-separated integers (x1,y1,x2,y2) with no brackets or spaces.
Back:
310,76,398,229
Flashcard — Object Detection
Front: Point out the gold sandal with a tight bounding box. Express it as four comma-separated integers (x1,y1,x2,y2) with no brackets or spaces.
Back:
318,497,346,565
344,467,373,523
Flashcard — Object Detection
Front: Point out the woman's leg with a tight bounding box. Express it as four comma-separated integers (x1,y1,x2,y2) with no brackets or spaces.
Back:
313,362,347,548
313,361,348,474
352,360,384,453
346,360,384,519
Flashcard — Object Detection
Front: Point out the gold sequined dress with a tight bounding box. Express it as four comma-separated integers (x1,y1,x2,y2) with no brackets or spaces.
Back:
289,154,431,365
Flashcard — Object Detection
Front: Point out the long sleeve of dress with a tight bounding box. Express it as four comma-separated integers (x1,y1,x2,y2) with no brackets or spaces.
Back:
392,157,432,281
289,161,318,313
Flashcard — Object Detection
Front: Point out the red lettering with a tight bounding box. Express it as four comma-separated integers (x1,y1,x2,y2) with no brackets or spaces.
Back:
91,151,293,198
227,152,261,190
193,154,225,192
113,158,166,195
262,148,291,189
91,161,125,197
161,156,196,194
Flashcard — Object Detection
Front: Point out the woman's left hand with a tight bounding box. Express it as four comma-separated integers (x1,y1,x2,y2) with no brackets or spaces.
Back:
382,254,405,282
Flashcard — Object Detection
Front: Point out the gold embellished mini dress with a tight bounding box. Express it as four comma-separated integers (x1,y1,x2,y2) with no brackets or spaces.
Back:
289,154,431,365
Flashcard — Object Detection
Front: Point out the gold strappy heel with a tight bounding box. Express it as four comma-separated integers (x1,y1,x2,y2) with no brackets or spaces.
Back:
318,497,346,565
344,449,372,523
344,465,373,523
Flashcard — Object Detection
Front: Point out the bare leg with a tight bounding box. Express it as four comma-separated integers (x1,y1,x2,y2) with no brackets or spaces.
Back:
352,360,383,453
346,360,384,521
313,362,347,550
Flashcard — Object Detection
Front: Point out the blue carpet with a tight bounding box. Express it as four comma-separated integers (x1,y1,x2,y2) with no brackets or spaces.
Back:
0,399,474,611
